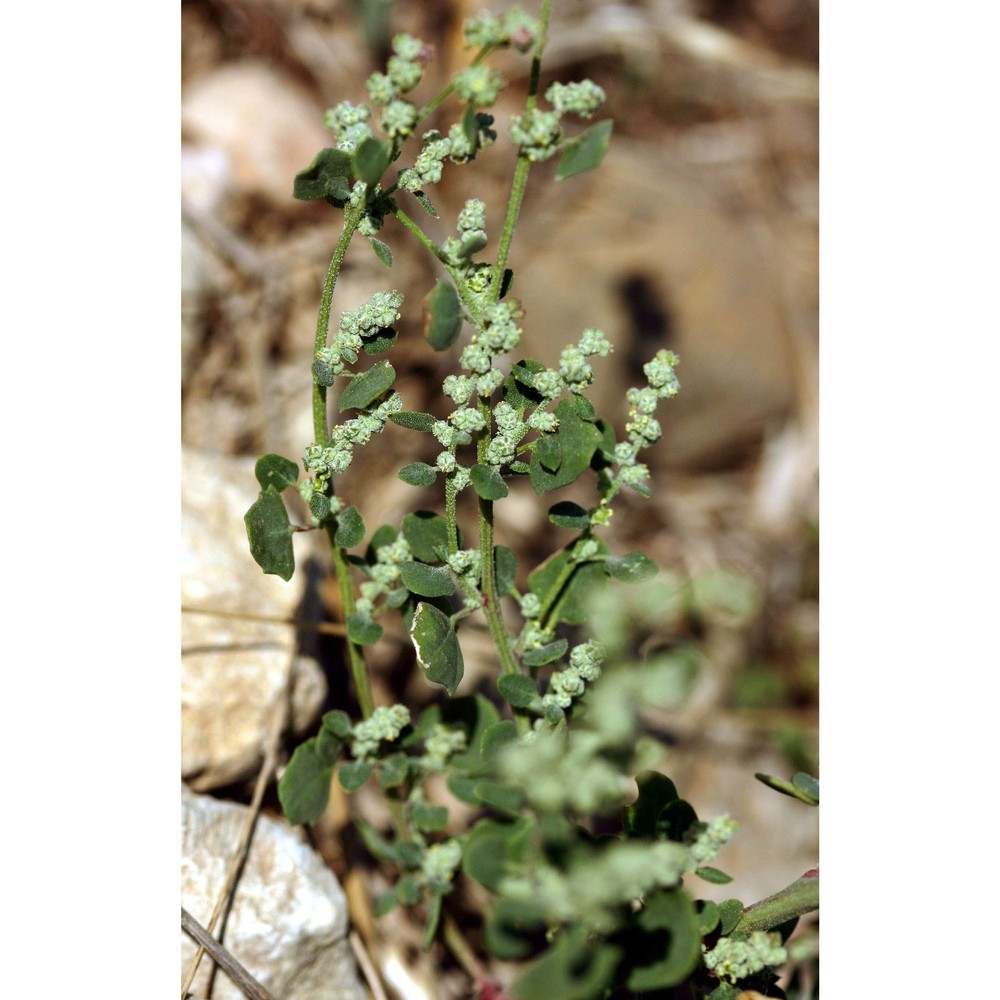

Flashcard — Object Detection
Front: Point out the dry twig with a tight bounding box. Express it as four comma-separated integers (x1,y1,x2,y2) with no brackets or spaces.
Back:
181,907,276,1000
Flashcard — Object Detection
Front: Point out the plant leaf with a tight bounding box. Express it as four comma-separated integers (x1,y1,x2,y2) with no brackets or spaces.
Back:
718,899,745,936
696,866,734,885
522,639,569,667
347,611,383,645
410,602,464,695
605,551,658,583
512,926,621,1000
352,136,392,186
413,190,439,218
338,360,396,412
470,463,509,500
548,501,590,529
424,280,463,350
755,771,819,806
244,492,295,581
338,759,373,792
398,462,438,487
334,505,366,548
254,453,298,492
498,673,539,708
400,561,456,598
495,545,517,595
556,120,613,181
278,737,336,825
410,803,449,831
528,397,603,495
362,327,397,354
390,410,438,432
402,511,451,562
369,237,393,268
627,889,701,991
293,147,353,202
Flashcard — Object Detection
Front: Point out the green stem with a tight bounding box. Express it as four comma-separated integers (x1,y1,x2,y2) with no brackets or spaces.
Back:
735,874,819,935
489,0,555,303
328,526,375,719
414,46,495,124
313,210,364,445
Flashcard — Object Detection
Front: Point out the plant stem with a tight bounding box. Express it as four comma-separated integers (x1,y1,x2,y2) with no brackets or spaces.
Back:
313,210,363,445
414,46,495,124
489,0,555,304
735,873,819,935
328,526,375,719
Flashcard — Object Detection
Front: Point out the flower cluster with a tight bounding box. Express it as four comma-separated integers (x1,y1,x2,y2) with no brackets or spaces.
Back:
324,101,373,152
541,640,605,716
686,815,740,866
356,532,414,617
314,290,404,383
545,80,607,119
703,931,788,984
463,7,539,52
419,724,468,771
350,704,412,761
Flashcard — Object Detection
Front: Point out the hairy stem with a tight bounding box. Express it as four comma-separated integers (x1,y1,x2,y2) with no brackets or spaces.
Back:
328,526,375,719
735,873,819,935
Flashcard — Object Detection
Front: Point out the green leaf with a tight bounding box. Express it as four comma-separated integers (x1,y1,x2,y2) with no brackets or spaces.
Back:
398,462,438,487
334,505,366,548
397,875,420,906
484,899,545,960
347,611,383,646
503,359,546,415
698,900,721,936
556,119,613,181
398,840,423,868
366,523,398,561
352,136,392,185
355,817,401,864
400,561,455,597
322,710,352,739
402,511,451,562
696,866,734,885
410,803,449,831
254,453,298,492
369,237,393,268
474,780,524,814
625,770,680,837
661,798,700,842
463,818,525,892
548,501,590,529
338,759,373,792
390,410,438,432
338,360,396,412
755,771,819,806
410,602,464,695
424,280,463,350
512,927,621,1000
379,751,409,788
293,147,353,202
526,539,609,625
605,551,658,583
480,721,519,761
361,327,397,354
244,492,295,581
522,639,568,667
497,673,539,708
627,889,701,991
278,737,336,825
495,546,517,595
373,888,398,916
528,398,603,495
718,899,745,936
447,774,482,805
413,190,439,218
470,463,509,500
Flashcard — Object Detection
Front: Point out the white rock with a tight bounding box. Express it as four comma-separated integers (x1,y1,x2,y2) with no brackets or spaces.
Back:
182,447,326,790
181,788,365,1000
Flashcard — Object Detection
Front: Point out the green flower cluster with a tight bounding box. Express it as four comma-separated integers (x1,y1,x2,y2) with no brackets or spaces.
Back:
541,640,606,715
350,704,411,760
303,392,402,485
546,80,607,119
365,33,428,107
324,100,373,152
610,349,681,494
314,290,403,382
421,838,463,885
463,7,539,52
419,724,468,771
356,532,413,617
687,815,740,866
703,931,788,984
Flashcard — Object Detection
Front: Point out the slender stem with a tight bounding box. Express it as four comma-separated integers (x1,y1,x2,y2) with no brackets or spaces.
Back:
313,210,363,445
488,0,555,303
181,908,276,1000
414,46,495,123
328,526,375,719
392,205,452,267
735,873,819,935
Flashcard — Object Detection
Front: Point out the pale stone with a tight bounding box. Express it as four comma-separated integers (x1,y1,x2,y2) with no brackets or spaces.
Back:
181,788,365,1000
182,447,326,790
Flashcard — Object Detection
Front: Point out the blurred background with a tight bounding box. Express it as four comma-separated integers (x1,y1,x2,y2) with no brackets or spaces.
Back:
181,0,818,994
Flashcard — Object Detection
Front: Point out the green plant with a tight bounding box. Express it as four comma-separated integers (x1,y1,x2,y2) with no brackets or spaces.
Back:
243,4,817,996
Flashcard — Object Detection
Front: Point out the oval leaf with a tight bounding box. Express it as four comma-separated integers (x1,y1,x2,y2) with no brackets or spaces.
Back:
410,803,449,831
548,501,590,529
556,119,613,181
695,866,734,885
369,237,393,268
244,492,295,581
402,511,451,562
334,505,366,548
495,546,517,596
338,360,396,412
338,759,373,792
278,737,335,825
522,639,569,667
627,889,701,991
390,410,438,432
254,454,298,492
424,280,463,350
605,551,658,583
398,462,438,487
400,561,455,598
347,611,383,645
352,137,392,186
470,463,509,500
411,602,464,695
413,190,439,218
293,147,353,202
497,673,539,708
